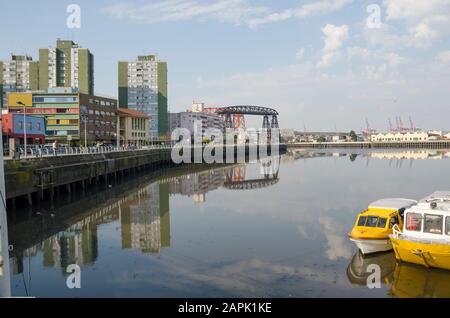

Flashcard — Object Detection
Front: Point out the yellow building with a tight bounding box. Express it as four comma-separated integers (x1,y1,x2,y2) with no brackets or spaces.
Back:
371,132,429,142
117,108,149,146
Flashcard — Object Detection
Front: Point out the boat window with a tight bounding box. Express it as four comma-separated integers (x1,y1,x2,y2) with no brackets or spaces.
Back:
366,216,378,228
446,217,450,236
389,216,400,228
377,218,387,228
424,214,443,235
406,213,422,231
357,216,367,226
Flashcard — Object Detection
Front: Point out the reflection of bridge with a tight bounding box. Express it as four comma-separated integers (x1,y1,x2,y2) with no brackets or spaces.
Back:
216,106,279,130
224,157,280,190
224,178,279,190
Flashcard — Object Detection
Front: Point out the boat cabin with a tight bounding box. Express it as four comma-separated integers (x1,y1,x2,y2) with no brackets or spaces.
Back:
355,198,417,232
402,191,450,241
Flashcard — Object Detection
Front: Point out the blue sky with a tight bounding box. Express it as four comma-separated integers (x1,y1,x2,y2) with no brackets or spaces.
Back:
1,0,450,131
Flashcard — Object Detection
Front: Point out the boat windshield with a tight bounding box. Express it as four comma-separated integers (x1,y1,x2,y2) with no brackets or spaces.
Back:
357,216,387,228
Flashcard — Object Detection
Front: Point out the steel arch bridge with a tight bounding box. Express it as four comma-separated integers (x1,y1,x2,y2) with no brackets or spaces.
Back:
215,105,279,130
216,105,279,116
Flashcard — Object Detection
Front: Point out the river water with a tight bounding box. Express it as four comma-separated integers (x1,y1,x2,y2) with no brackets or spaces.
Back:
5,149,450,297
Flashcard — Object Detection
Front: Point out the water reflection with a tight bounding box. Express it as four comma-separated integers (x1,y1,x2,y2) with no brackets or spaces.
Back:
347,250,450,298
390,263,450,298
346,251,396,286
3,149,450,297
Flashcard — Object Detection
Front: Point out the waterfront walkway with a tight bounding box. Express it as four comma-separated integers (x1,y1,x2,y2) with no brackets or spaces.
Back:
288,140,450,149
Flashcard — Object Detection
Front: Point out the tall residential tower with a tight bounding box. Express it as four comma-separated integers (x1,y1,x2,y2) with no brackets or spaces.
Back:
0,55,39,108
39,39,94,95
118,55,168,140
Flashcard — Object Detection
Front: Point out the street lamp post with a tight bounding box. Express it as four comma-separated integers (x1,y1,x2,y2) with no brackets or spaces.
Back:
17,101,27,157
81,115,88,148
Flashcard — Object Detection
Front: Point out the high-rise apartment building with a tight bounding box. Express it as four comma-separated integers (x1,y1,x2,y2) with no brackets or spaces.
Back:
39,39,94,95
118,55,168,140
0,55,39,108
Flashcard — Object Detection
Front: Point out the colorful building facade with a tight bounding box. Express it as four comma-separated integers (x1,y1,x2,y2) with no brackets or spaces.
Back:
7,88,117,145
2,113,46,145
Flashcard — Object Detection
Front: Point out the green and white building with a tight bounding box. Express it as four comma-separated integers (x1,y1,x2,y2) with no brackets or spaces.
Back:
118,55,168,140
39,39,94,95
0,55,39,108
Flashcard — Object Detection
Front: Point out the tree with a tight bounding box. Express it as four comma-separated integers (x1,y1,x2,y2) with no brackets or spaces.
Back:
317,136,326,143
349,130,357,141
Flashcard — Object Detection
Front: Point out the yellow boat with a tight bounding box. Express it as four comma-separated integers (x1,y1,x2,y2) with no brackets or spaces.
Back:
390,191,450,271
348,198,417,255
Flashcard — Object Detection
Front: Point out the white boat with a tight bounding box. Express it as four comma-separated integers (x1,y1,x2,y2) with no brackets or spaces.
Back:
390,191,450,270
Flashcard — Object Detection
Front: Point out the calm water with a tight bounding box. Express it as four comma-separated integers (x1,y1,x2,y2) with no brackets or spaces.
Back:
5,149,450,297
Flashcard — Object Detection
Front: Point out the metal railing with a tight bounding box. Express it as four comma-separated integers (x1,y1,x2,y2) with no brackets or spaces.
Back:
4,144,174,160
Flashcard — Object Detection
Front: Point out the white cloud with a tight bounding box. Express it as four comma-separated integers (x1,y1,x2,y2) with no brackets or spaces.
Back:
384,0,450,21
438,50,450,62
102,0,268,25
383,1,450,48
103,0,353,27
296,48,305,59
317,24,349,68
248,0,353,28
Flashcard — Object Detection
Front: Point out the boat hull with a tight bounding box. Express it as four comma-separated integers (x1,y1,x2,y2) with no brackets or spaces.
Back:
350,237,392,255
391,237,450,270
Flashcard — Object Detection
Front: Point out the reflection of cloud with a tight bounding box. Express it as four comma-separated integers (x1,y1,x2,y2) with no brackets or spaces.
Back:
319,217,352,261
297,225,309,239
112,257,348,296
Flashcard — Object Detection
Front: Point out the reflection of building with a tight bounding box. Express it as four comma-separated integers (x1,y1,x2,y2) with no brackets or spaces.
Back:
41,225,98,274
118,55,168,140
370,150,446,160
121,183,170,253
169,169,225,202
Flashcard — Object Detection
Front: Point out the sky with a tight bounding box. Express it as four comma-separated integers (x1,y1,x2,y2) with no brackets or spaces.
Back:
1,0,450,132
